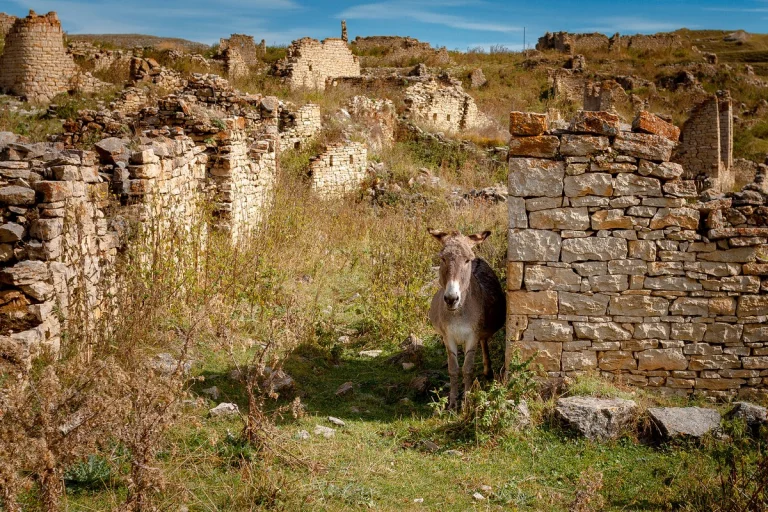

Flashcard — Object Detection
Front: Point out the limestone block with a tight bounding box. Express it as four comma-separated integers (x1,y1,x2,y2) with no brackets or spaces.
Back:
508,135,560,158
509,112,548,136
632,111,681,142
609,295,669,316
613,174,662,197
529,207,589,230
564,173,613,197
591,209,632,230
613,132,676,161
599,351,637,371
560,134,609,156
561,237,627,262
524,265,581,292
528,319,573,342
562,351,597,371
638,160,684,179
508,229,561,262
637,348,687,370
515,340,562,371
508,158,564,197
569,110,620,136
574,322,632,341
559,292,609,316
507,291,558,315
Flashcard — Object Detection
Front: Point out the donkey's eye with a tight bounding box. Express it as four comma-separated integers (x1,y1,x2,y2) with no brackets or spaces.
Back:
465,259,471,264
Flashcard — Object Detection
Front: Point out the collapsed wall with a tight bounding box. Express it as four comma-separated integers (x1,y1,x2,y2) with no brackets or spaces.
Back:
403,77,492,133
275,38,360,90
309,142,367,198
0,13,17,37
219,34,263,67
537,31,683,54
350,35,450,64
673,91,734,192
0,73,281,367
507,110,768,400
0,11,78,104
279,103,322,151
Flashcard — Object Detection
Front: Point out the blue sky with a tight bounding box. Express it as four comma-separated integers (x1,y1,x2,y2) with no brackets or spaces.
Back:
0,0,766,50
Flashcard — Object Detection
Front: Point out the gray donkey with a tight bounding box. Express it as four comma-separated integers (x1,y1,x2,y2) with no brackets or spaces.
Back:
427,228,506,409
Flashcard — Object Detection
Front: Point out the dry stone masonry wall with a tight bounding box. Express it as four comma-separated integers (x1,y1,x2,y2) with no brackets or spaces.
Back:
0,13,17,37
309,142,367,198
403,77,492,133
276,38,360,90
673,92,734,192
0,11,78,104
507,110,768,401
279,103,322,151
537,31,683,54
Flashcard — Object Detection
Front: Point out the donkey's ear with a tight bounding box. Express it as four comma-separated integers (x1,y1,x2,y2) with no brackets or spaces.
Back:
427,228,448,244
467,231,492,245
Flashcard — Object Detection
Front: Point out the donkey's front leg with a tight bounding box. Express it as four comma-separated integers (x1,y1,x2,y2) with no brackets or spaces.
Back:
446,339,460,410
462,338,478,396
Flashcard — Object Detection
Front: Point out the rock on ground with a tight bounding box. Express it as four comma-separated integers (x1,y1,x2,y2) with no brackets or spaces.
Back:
314,425,336,438
648,407,721,439
725,402,767,431
555,396,637,440
209,403,239,417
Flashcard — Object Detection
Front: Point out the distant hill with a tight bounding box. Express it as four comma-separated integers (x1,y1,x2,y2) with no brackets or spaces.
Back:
67,33,210,53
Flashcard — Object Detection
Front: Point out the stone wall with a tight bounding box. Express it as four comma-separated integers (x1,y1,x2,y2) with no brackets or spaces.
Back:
583,80,629,114
673,92,734,192
0,13,17,37
350,35,450,64
219,34,262,67
279,103,322,151
347,96,396,152
506,110,768,400
403,77,492,133
275,38,360,90
537,31,683,54
0,11,78,104
309,142,367,198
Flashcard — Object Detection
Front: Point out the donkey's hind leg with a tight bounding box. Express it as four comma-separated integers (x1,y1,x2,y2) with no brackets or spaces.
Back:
480,337,493,380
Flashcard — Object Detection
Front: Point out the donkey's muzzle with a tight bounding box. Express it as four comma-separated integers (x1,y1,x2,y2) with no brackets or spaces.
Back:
444,292,460,309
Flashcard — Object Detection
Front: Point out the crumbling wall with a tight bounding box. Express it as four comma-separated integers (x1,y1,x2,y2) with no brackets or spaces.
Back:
351,35,450,64
309,142,367,197
0,13,17,37
219,34,261,67
0,11,78,104
549,69,586,104
537,31,683,54
275,38,360,90
584,80,629,114
347,96,396,152
279,103,322,151
506,109,768,400
673,92,734,192
403,77,492,133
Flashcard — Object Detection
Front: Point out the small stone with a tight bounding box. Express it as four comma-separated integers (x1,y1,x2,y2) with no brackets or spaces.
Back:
314,425,336,438
201,386,220,400
209,403,239,417
335,381,355,396
359,350,382,358
295,430,311,440
648,407,721,439
444,449,463,456
472,492,485,501
402,362,415,370
555,397,637,440
328,416,345,427
0,185,35,205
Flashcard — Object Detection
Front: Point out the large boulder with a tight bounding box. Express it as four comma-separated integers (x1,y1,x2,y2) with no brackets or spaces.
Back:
555,396,637,440
648,407,721,439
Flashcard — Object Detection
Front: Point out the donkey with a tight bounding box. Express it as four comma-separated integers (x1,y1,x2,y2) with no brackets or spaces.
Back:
427,228,506,409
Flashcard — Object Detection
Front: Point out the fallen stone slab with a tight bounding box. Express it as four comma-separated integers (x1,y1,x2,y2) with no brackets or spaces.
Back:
648,407,721,439
314,425,335,439
209,402,239,417
555,396,637,440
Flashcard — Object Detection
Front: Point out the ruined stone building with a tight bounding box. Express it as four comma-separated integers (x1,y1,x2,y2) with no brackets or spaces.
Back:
275,38,360,90
219,34,263,66
0,12,17,37
309,142,367,197
403,77,492,133
583,80,630,114
673,91,734,192
279,103,322,151
506,109,767,401
0,11,78,104
537,31,683,54
350,35,450,64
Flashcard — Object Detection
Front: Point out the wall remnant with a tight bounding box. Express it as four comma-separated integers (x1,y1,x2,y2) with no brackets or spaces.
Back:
350,35,450,65
309,142,367,197
219,34,262,67
506,109,768,400
0,11,78,104
341,20,348,43
537,31,683,54
274,37,360,90
403,76,493,133
0,12,18,37
279,103,322,151
583,79,629,114
673,91,734,192
347,96,396,152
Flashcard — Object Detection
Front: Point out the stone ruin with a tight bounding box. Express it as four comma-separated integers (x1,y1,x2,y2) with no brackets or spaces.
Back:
309,142,367,198
278,103,322,151
0,11,78,104
506,109,768,401
0,72,281,367
217,34,265,80
583,80,630,114
673,91,734,192
0,12,17,37
274,37,360,90
346,96,396,152
350,35,450,65
537,31,683,54
403,75,493,133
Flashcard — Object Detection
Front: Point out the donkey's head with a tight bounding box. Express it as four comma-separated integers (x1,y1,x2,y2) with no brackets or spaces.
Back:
428,228,491,311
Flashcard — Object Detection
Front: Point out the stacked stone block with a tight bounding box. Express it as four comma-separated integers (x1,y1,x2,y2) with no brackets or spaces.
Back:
279,103,322,151
309,143,367,198
507,110,768,400
673,92,734,192
537,31,683,54
0,11,78,104
276,38,360,91
403,77,492,133
0,13,17,38
218,34,261,67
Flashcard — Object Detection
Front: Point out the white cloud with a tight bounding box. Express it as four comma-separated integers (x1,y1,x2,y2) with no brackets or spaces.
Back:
338,2,520,33
576,17,685,34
